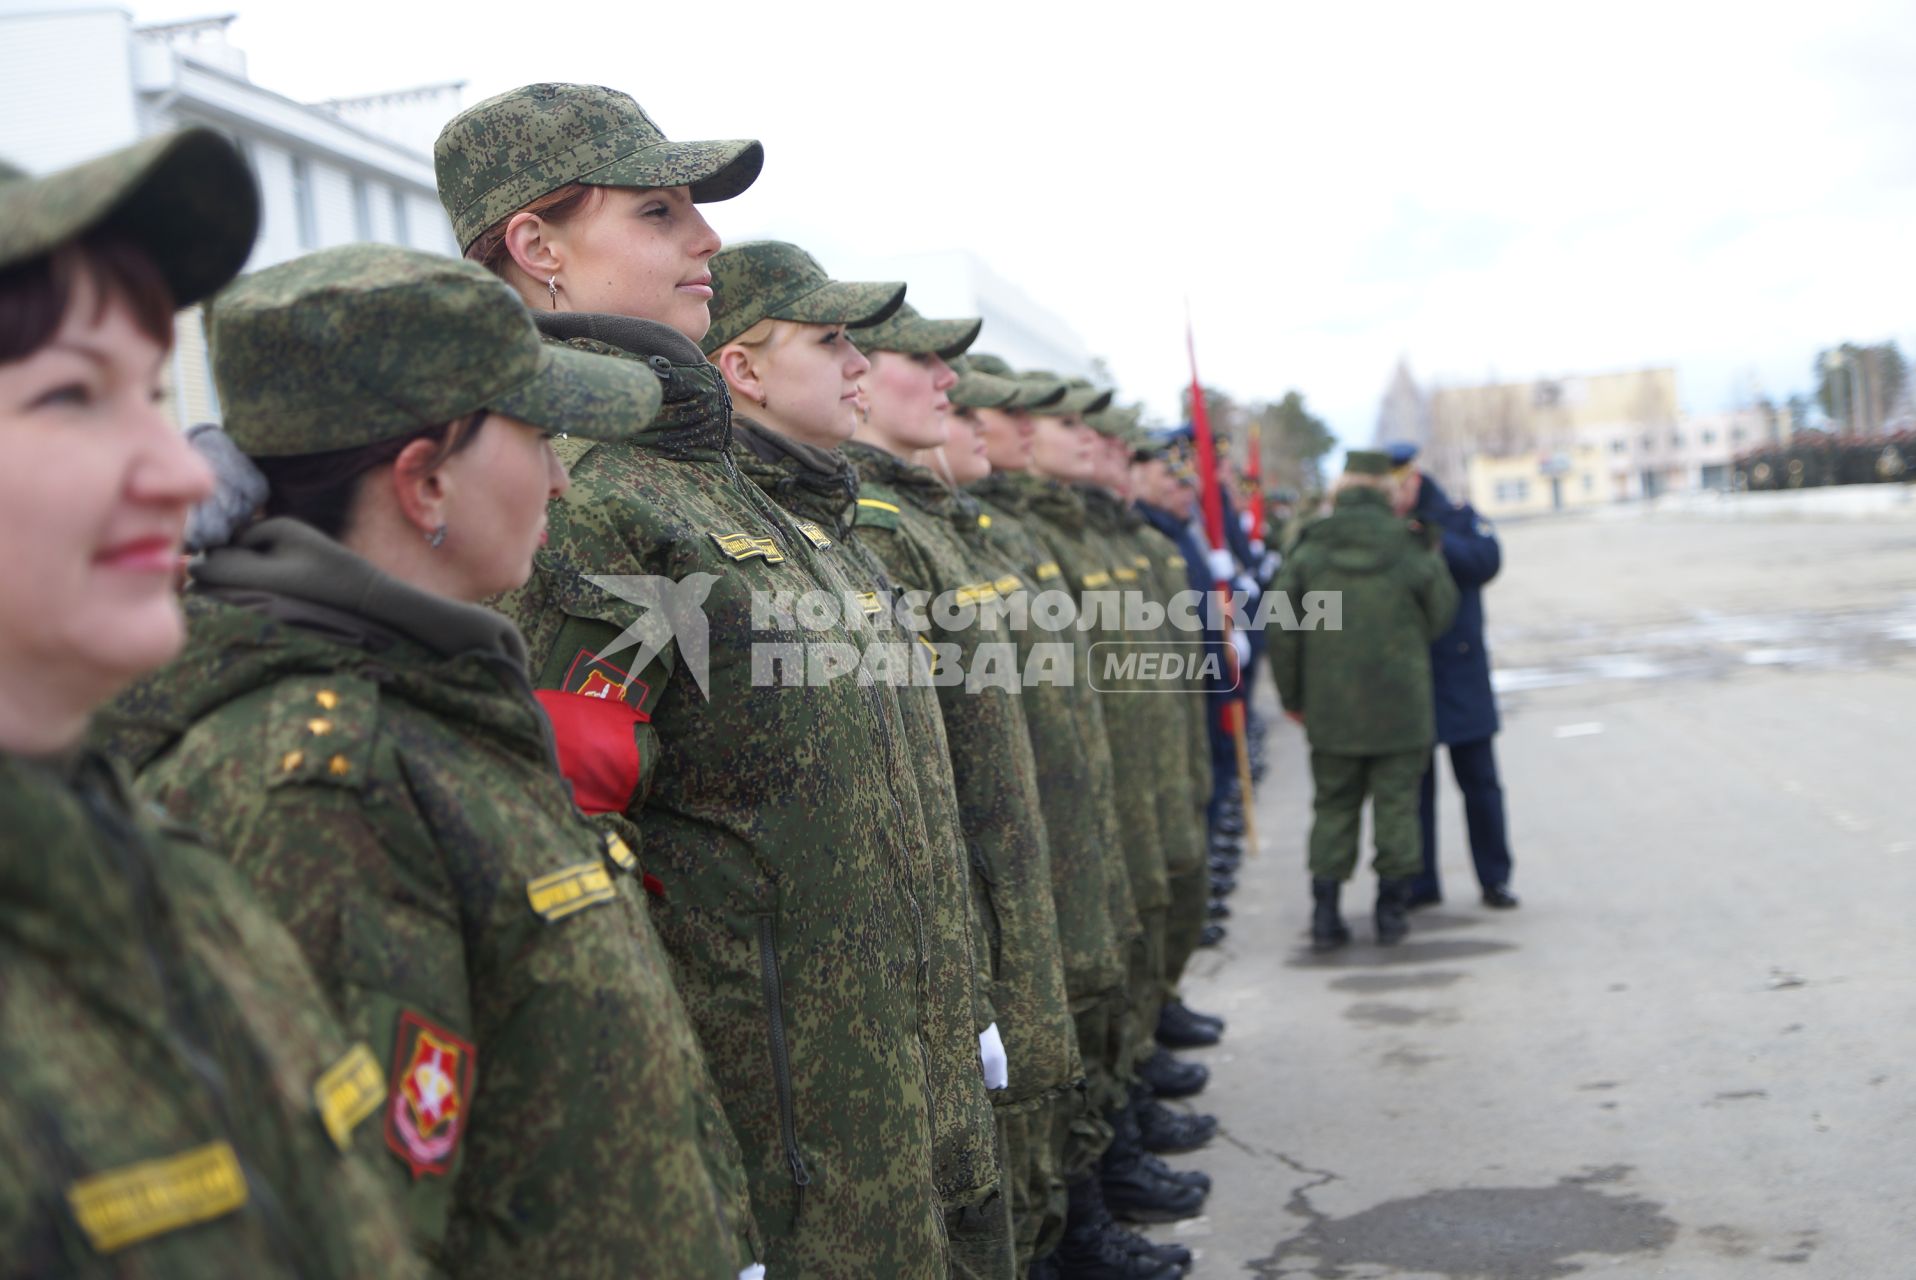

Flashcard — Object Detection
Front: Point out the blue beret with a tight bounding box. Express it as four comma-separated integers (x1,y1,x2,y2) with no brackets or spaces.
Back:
1384,441,1420,467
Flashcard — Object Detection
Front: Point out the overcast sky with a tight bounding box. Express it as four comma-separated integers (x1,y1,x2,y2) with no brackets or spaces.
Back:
107,0,1916,440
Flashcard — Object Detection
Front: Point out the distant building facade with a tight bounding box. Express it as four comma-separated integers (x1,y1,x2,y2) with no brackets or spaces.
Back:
0,6,463,427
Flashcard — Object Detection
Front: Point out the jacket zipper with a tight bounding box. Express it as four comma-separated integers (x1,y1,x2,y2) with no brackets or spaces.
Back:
757,915,810,1218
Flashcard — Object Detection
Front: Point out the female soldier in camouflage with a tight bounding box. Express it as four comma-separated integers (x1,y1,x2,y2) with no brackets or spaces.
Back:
700,240,1012,1278
434,85,949,1277
99,243,757,1278
0,131,421,1276
840,311,1083,1273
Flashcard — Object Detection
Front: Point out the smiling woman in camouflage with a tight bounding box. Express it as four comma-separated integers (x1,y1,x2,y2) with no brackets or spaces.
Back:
95,243,756,1278
435,84,949,1277
0,131,422,1276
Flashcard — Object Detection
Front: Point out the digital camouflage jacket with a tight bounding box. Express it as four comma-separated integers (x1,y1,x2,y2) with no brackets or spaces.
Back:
1014,478,1169,921
844,444,1080,1111
731,417,999,1211
98,518,750,1279
963,479,1129,1009
497,314,947,1278
0,748,422,1279
1271,487,1460,756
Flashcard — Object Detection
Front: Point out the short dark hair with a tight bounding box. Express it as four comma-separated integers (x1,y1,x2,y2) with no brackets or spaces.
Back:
0,232,176,363
256,411,489,540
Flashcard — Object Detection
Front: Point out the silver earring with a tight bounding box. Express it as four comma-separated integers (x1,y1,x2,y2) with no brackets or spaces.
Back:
547,275,559,307
427,524,447,549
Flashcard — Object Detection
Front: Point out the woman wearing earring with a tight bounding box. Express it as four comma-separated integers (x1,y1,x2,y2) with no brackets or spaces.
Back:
701,240,1015,1277
0,132,421,1276
435,85,948,1277
98,243,756,1279
839,308,1082,1273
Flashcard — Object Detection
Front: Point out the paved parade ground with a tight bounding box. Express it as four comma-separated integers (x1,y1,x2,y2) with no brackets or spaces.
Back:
1162,501,1916,1278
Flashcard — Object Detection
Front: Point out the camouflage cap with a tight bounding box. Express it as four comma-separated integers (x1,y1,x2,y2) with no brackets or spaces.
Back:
1086,403,1140,441
1344,449,1392,477
966,353,1060,409
700,240,904,354
949,357,1021,410
0,127,258,306
435,83,764,251
1018,370,1074,415
1062,377,1116,417
211,244,662,457
848,301,981,359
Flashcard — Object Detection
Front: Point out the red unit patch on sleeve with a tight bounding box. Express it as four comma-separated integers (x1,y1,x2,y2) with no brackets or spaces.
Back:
385,1011,477,1180
535,689,650,816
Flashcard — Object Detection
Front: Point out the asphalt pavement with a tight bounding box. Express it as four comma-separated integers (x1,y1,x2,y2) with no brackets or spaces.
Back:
1149,504,1916,1279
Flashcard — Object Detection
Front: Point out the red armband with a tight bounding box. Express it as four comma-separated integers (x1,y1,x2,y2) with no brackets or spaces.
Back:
534,689,650,816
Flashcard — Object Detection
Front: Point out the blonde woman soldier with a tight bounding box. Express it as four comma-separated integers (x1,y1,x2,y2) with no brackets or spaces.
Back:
841,308,1082,1274
701,240,1012,1279
97,244,759,1279
435,84,949,1277
0,132,421,1277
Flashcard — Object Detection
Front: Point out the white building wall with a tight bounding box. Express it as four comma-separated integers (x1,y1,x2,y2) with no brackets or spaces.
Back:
0,9,141,168
404,190,459,255
308,160,357,248
243,138,305,269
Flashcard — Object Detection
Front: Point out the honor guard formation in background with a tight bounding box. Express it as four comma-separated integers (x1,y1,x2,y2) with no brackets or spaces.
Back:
0,79,1515,1279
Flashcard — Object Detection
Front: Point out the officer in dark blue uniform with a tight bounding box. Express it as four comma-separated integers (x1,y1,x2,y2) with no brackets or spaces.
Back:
1386,443,1519,909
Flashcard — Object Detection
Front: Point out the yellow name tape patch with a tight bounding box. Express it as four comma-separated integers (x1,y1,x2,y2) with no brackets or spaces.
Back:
315,1043,386,1151
711,532,785,563
68,1141,249,1255
527,862,618,922
854,591,884,617
1082,571,1112,589
603,832,637,871
793,520,834,549
1035,561,1062,581
1112,567,1140,583
994,574,1024,596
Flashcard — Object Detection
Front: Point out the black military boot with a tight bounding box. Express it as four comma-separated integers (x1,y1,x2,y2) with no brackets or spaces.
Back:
1375,876,1414,946
1117,1090,1215,1181
1058,1176,1183,1278
1311,877,1351,952
1155,998,1223,1049
1199,922,1226,947
1210,871,1236,897
1138,1047,1208,1099
1100,1115,1208,1224
1132,1081,1218,1153
1113,1227,1193,1275
1207,897,1231,920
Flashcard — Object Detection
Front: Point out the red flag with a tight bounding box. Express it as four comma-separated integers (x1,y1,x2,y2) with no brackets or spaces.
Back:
1186,308,1243,732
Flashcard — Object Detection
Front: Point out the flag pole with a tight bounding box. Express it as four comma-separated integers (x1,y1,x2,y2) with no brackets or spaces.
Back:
1185,302,1258,860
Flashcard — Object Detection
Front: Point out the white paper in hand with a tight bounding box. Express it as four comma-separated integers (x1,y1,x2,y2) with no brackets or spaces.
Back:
979,1022,1009,1090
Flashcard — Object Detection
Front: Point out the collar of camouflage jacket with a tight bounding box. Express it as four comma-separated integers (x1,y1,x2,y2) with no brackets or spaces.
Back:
1015,473,1088,532
1076,485,1140,533
534,310,731,458
731,416,861,531
967,471,1030,515
841,440,957,515
193,517,530,669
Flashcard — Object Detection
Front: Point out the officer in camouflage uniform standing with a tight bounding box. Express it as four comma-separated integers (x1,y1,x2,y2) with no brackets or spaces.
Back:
435,84,949,1277
1272,450,1459,951
99,245,758,1278
698,241,1011,1278
0,131,422,1278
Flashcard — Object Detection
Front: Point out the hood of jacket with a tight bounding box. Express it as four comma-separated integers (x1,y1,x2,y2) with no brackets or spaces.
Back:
535,311,731,460
841,441,958,517
731,416,861,534
1303,487,1420,575
99,518,547,773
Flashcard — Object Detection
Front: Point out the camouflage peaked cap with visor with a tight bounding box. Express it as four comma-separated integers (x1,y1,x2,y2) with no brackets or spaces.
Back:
701,240,904,354
847,301,981,360
969,354,1064,410
0,127,258,306
210,244,662,457
948,356,1022,410
1059,376,1116,418
434,82,764,251
1344,449,1392,477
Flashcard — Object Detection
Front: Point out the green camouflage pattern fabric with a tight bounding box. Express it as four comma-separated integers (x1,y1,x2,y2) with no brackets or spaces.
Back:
843,444,1081,1113
0,127,257,305
434,83,762,251
1057,378,1115,418
1343,448,1392,477
498,314,948,1277
950,365,1022,410
968,356,1064,410
702,241,904,353
730,417,1001,1212
0,749,422,1278
962,485,1128,1009
1272,486,1459,755
844,302,981,359
210,244,661,457
1016,371,1074,416
96,519,751,1278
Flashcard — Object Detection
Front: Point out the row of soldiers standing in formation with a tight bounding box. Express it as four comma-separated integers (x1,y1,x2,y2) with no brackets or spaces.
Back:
1,79,1264,1280
1736,430,1912,490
